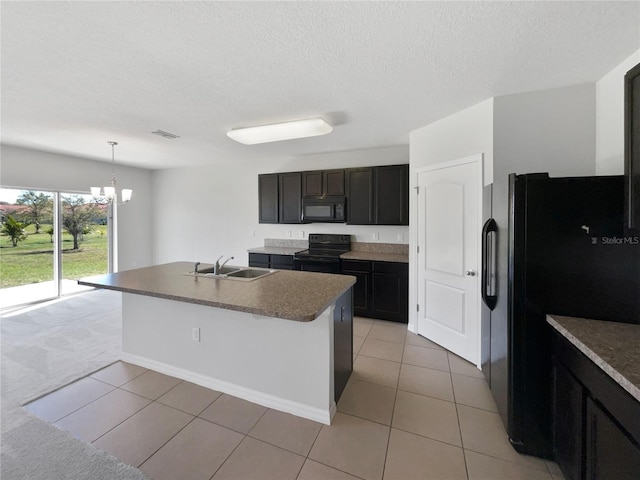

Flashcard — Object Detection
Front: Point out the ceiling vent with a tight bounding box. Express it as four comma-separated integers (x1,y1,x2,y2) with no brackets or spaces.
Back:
151,130,180,139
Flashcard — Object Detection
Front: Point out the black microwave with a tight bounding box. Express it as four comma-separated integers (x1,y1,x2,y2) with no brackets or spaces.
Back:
301,196,346,223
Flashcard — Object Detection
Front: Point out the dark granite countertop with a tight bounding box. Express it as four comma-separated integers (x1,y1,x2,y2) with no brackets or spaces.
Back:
79,262,355,322
247,246,307,255
547,315,640,402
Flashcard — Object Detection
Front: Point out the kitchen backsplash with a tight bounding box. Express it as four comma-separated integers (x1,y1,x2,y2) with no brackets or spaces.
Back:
264,238,308,248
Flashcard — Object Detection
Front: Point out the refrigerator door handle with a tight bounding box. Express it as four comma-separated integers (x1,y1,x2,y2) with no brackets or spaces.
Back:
481,218,498,310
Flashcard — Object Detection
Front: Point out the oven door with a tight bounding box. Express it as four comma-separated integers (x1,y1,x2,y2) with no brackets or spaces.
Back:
294,256,341,273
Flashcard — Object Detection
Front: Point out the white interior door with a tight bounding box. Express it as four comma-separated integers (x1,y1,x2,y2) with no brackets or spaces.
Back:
416,156,481,364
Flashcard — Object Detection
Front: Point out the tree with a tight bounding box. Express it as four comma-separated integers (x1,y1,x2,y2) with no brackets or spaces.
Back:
47,226,54,243
16,191,53,234
62,196,100,250
1,215,27,247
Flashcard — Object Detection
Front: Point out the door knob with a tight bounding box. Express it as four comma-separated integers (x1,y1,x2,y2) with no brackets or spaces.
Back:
466,270,476,276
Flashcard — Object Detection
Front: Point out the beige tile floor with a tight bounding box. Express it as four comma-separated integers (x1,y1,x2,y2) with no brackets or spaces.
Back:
24,317,565,480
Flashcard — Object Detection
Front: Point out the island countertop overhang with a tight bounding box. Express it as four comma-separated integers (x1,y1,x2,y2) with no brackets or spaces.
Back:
79,261,356,322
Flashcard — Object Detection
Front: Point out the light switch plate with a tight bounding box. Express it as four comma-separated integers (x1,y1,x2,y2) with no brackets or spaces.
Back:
372,232,379,241
191,326,200,342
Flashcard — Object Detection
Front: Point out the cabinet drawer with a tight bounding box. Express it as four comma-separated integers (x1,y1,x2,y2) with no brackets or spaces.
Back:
270,255,294,267
249,253,269,265
341,259,370,272
372,261,408,274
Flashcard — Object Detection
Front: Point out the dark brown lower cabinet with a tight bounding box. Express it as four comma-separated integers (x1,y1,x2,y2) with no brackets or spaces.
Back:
585,397,640,480
553,363,584,480
248,253,294,270
341,259,408,323
333,288,353,402
341,260,370,315
553,331,640,480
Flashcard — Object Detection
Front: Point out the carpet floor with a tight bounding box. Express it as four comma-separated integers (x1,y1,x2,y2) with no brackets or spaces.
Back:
1,289,148,480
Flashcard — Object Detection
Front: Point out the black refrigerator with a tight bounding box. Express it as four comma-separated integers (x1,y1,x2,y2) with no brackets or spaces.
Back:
481,172,640,459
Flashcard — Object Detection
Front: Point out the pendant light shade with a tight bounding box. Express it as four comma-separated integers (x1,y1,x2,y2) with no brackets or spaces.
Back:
91,141,132,204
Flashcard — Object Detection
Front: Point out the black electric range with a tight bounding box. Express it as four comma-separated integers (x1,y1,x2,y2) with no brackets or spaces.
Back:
294,234,351,273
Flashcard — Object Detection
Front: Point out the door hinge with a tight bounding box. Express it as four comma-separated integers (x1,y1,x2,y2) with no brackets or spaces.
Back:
417,245,420,253
416,304,420,312
414,186,420,194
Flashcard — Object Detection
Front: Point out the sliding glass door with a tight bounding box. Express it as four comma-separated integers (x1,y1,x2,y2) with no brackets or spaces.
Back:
0,188,57,307
60,192,109,295
0,187,110,308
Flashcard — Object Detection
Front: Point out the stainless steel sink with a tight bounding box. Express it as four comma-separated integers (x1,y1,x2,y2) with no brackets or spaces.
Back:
192,266,239,275
226,268,273,279
184,266,275,281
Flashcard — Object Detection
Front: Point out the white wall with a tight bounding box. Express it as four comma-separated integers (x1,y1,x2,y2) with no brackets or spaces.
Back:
1,144,153,270
152,146,409,266
493,83,596,179
596,49,640,175
410,98,494,185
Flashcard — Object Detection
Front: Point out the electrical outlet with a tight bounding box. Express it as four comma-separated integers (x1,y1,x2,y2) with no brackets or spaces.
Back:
372,232,379,241
396,233,403,242
286,230,292,237
191,326,200,342
250,229,255,237
298,231,305,238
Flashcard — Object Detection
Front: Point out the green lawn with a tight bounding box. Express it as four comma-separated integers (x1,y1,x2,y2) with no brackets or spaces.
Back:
0,224,108,288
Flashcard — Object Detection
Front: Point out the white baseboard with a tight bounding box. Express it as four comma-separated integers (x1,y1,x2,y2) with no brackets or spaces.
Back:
121,352,336,425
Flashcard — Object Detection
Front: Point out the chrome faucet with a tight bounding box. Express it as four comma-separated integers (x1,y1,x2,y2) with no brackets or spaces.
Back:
214,255,234,275
193,261,201,274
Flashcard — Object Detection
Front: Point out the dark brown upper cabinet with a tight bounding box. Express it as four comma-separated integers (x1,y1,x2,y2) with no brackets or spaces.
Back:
278,172,303,224
258,174,279,223
375,164,409,225
346,164,409,225
302,169,345,197
346,168,375,224
260,164,408,225
625,61,640,231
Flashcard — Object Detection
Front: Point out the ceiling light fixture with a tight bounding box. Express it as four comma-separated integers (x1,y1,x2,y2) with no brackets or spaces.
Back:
227,117,333,145
91,141,132,204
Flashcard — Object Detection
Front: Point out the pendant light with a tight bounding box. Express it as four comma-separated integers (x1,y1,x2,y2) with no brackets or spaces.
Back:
91,141,132,204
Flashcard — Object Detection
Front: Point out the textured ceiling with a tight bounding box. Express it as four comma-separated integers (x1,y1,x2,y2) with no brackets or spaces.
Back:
2,1,639,170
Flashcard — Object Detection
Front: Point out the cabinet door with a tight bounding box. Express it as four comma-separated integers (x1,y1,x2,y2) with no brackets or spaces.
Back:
270,254,294,270
333,288,353,402
278,172,302,224
341,259,371,316
346,168,374,225
371,262,408,323
258,174,279,223
553,363,584,480
302,171,323,197
375,164,409,225
624,62,640,231
249,253,270,268
343,270,370,315
586,397,640,480
324,169,345,196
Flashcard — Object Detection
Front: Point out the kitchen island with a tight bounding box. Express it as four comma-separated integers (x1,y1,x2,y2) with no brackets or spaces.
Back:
79,262,355,424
